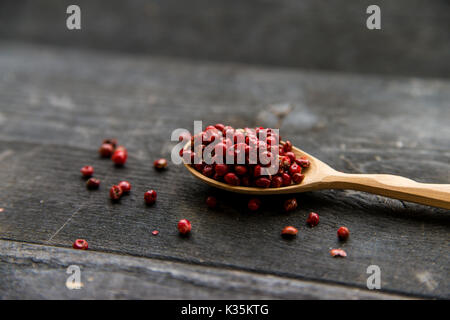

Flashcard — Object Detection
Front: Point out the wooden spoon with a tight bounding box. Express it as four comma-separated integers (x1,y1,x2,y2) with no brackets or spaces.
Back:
184,143,450,209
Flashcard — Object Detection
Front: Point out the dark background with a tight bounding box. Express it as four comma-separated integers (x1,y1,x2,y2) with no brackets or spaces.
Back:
1,0,449,78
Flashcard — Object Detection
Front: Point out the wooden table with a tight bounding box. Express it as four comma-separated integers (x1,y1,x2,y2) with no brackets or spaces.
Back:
0,43,448,299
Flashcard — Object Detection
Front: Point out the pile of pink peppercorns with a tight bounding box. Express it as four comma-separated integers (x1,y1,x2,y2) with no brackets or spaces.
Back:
181,124,310,188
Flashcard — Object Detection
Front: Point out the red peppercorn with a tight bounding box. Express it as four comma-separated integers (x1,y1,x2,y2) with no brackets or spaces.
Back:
202,165,214,177
154,158,168,170
289,163,301,175
178,219,191,235
109,185,123,200
283,198,298,212
235,165,247,176
73,239,88,250
280,156,291,170
224,172,240,186
248,198,261,211
283,140,293,153
330,249,347,257
292,173,305,184
80,165,94,178
296,157,311,168
271,175,283,188
103,139,118,149
281,226,298,238
306,212,320,227
253,165,262,177
281,173,292,186
255,177,271,188
112,150,127,166
144,190,157,205
118,181,131,193
206,196,217,208
99,143,115,158
152,230,159,236
86,178,100,190
214,164,228,176
285,152,296,163
337,226,350,240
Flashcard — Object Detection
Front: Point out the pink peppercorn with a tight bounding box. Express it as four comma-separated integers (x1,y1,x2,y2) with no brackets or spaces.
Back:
202,165,214,177
224,172,240,186
255,177,271,188
271,176,283,188
86,178,100,190
284,198,298,212
292,173,305,184
281,226,298,238
109,185,123,200
206,196,217,208
178,219,191,235
296,157,311,168
80,165,94,178
99,143,115,158
337,226,350,240
235,165,247,176
73,239,88,250
306,212,320,227
112,150,127,166
283,141,293,153
118,181,131,193
289,163,301,175
214,164,229,176
154,158,168,170
281,173,291,186
330,249,347,257
144,190,157,205
248,198,261,211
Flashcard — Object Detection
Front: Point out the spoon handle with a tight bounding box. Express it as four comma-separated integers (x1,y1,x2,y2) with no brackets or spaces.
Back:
323,173,450,209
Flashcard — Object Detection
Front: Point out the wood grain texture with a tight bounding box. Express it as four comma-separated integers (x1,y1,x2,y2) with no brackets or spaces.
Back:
0,43,449,299
0,240,412,300
0,0,449,78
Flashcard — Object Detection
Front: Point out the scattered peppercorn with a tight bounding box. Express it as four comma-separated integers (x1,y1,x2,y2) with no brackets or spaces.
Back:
330,249,347,257
248,198,261,211
80,165,94,178
73,239,88,250
283,198,298,212
109,185,123,200
306,212,320,227
337,226,350,240
144,189,157,205
178,219,191,235
152,230,159,236
86,178,100,190
112,149,127,166
99,143,114,158
103,139,118,149
118,181,131,193
154,158,168,170
281,226,298,238
206,196,217,208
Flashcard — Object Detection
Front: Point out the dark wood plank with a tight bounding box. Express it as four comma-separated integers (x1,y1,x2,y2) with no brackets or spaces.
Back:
0,43,449,299
0,240,413,299
1,0,449,78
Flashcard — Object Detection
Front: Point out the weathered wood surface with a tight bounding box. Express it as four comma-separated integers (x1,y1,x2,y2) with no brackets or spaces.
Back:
0,240,411,299
1,0,450,79
0,43,449,299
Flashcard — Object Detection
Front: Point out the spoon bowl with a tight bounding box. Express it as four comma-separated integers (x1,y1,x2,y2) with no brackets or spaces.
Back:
184,142,450,209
